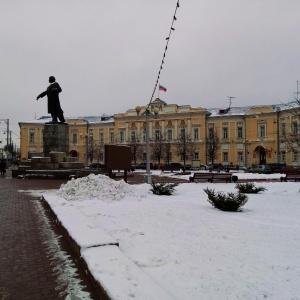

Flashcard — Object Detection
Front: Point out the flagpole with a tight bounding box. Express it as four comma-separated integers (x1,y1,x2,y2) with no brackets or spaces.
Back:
158,83,160,99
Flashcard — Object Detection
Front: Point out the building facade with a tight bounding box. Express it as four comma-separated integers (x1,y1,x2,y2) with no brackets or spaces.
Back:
18,99,300,167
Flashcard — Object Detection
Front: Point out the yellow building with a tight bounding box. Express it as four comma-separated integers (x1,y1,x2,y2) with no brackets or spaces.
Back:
114,98,207,167
206,105,281,166
19,115,114,164
18,100,299,167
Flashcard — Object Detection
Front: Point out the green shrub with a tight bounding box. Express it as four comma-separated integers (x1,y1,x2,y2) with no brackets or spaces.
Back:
204,187,248,211
235,182,267,194
150,182,178,196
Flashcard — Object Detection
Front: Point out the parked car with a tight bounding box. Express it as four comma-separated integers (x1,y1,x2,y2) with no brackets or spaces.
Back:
268,163,286,172
168,163,183,169
87,163,105,169
208,163,223,172
238,165,247,171
130,164,138,171
273,165,300,174
136,162,155,169
248,165,272,174
224,164,246,172
189,164,209,171
199,164,209,170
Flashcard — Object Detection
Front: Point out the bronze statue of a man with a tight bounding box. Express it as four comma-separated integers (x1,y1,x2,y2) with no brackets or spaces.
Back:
36,76,67,124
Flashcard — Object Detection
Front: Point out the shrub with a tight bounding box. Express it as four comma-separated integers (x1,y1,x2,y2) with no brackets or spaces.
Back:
150,182,178,196
235,182,267,194
204,187,248,211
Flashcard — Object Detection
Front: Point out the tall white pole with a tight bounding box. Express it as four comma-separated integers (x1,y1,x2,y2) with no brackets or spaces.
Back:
145,110,152,184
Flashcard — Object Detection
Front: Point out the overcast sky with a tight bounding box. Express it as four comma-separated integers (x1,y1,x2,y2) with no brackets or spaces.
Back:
1,0,300,146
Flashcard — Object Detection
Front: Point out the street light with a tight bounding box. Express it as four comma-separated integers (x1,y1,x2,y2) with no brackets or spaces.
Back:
0,119,9,155
84,119,89,167
135,105,159,184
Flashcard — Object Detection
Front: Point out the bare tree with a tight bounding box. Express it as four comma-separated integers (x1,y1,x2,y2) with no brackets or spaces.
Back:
94,140,104,163
206,127,220,164
282,94,300,154
87,136,94,164
162,139,172,165
175,132,194,169
150,130,165,165
128,137,143,164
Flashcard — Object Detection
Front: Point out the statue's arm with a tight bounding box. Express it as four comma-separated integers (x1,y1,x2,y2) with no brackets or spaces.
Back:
36,91,47,100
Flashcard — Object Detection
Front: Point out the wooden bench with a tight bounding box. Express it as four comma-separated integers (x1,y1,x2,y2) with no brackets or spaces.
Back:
211,173,233,183
189,172,238,183
189,172,214,182
280,174,300,182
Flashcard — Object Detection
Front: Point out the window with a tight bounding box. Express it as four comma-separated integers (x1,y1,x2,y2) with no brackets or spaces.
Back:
292,122,298,135
110,132,114,142
119,131,124,142
167,152,172,162
223,127,228,139
237,127,243,138
259,124,266,138
142,153,146,161
180,128,185,139
292,151,298,162
180,153,184,161
223,152,228,162
194,152,199,160
72,133,78,144
167,129,173,140
29,132,35,143
281,123,286,136
280,151,286,162
155,130,160,141
193,128,199,140
89,129,93,137
143,129,146,142
208,128,214,139
237,151,244,162
99,132,104,143
131,130,136,141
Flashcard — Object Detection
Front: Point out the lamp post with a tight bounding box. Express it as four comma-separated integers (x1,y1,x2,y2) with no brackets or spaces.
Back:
135,106,159,184
0,119,9,152
84,119,89,167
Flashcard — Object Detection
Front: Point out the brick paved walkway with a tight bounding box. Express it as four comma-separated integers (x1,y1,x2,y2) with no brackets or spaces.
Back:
0,169,187,300
0,173,99,300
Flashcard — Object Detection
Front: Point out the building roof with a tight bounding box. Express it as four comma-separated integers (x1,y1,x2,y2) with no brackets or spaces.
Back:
20,114,114,125
207,106,252,117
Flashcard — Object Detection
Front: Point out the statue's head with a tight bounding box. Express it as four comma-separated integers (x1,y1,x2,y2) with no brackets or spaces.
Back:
49,76,56,83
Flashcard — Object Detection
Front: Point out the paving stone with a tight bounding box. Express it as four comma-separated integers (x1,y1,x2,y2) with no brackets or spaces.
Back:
0,169,187,299
0,175,99,300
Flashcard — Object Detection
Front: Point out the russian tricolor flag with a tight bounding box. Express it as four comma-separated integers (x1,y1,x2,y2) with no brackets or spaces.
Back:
159,85,167,92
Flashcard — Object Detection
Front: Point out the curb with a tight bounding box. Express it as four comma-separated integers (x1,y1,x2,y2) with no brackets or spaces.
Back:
41,197,111,300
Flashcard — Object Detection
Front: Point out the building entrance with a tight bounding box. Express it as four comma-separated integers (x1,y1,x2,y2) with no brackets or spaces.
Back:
255,146,266,164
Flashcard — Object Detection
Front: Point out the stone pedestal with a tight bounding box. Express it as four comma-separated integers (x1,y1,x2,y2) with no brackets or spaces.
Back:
43,124,69,157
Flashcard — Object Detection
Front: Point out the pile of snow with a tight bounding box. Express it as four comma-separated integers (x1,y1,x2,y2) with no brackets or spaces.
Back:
56,174,147,201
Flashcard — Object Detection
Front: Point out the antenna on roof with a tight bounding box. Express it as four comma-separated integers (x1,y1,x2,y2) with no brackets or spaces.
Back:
226,96,235,108
295,81,299,101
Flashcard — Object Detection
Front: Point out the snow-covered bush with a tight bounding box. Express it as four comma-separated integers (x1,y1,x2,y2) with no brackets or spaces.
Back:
235,182,267,194
204,187,248,211
150,182,178,196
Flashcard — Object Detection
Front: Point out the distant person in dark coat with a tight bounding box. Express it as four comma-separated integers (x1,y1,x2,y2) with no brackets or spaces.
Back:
0,159,6,176
36,76,66,124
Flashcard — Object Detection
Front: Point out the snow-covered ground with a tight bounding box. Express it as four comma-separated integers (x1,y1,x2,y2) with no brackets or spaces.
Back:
42,171,300,300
